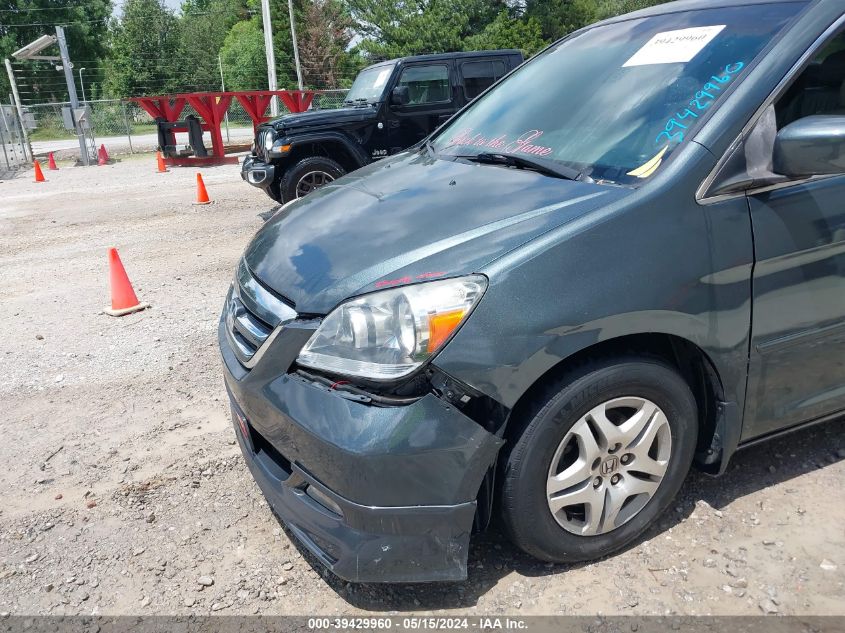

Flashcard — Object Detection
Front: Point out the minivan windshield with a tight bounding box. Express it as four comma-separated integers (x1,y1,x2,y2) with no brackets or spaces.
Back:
432,3,805,185
344,63,396,104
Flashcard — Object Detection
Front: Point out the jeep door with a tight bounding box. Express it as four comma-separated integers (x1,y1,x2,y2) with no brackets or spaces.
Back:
386,62,456,153
743,27,845,439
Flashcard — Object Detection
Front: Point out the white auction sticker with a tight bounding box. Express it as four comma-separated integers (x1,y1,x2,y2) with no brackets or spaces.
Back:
623,25,726,67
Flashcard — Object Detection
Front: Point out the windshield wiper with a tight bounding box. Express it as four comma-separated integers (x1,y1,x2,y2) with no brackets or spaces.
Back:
343,97,371,107
465,152,584,182
419,138,435,157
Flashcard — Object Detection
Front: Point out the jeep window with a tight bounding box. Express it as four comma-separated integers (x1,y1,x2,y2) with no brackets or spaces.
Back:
432,3,805,185
461,60,507,100
397,65,451,105
345,63,396,104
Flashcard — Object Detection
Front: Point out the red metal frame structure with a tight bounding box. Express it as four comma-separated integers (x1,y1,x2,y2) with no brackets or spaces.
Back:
128,90,317,166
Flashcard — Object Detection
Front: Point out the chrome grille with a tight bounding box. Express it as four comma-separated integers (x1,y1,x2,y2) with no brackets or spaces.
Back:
226,259,297,368
226,295,272,361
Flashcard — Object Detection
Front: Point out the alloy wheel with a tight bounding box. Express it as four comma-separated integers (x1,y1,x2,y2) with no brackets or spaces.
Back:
546,396,672,536
295,170,335,197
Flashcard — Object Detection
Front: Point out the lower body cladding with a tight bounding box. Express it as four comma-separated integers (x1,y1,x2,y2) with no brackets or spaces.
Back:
241,154,275,192
219,318,504,583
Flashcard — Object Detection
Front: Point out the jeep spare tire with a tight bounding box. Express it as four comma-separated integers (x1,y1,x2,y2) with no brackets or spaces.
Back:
281,156,346,201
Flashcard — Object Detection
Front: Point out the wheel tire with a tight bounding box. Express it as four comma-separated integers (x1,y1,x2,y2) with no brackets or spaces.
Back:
500,357,697,563
266,179,282,203
280,156,346,202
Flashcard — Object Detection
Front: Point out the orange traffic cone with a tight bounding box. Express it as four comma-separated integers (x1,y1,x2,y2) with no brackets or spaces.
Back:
97,145,107,166
194,173,211,205
33,160,45,182
47,152,58,170
104,248,150,317
156,151,168,173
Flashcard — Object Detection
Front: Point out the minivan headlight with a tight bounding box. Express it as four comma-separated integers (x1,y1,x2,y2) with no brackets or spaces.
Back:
297,276,487,380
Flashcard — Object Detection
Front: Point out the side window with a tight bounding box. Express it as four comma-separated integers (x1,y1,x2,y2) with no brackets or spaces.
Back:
460,60,507,100
396,65,451,105
775,32,845,129
709,30,845,192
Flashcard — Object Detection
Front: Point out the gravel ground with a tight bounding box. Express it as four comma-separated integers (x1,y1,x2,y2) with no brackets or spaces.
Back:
0,156,843,617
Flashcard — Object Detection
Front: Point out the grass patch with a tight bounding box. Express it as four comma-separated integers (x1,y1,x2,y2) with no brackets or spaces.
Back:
29,122,159,142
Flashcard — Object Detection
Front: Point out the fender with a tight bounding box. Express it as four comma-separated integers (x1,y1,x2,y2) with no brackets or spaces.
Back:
274,130,370,169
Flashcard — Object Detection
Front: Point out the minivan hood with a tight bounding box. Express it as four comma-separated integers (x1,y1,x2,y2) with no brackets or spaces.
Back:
244,152,630,314
269,105,378,132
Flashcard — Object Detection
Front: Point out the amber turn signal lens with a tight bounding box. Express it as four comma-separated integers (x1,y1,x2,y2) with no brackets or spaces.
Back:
427,309,467,353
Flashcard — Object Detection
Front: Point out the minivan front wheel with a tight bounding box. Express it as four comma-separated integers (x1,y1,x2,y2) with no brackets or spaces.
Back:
500,358,697,563
280,156,346,202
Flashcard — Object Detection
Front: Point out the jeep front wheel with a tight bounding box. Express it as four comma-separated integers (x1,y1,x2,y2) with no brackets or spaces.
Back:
280,156,346,202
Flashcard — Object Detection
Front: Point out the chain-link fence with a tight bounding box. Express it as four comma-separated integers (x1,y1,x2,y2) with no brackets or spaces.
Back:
23,90,348,156
311,90,348,110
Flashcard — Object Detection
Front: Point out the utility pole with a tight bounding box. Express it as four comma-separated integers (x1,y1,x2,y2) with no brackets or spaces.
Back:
287,0,304,91
218,54,230,143
56,26,89,166
4,58,32,161
260,0,279,116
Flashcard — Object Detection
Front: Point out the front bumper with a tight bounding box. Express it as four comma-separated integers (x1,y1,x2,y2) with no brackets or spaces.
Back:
219,315,504,582
241,154,276,191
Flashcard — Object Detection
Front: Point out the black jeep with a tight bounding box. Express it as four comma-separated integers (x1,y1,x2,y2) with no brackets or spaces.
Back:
241,50,524,202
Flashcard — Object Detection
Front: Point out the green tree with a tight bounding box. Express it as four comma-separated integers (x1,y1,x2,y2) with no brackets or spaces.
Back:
104,0,181,97
254,0,299,89
0,0,112,103
347,0,507,60
525,0,673,41
176,0,252,91
463,10,547,57
597,0,674,20
297,0,355,88
524,0,594,41
218,18,267,90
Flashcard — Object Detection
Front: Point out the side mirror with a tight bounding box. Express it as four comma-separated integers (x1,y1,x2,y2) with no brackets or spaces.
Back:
390,86,410,106
773,115,845,178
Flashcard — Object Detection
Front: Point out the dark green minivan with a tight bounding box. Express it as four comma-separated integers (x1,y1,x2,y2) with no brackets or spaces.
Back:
220,0,845,582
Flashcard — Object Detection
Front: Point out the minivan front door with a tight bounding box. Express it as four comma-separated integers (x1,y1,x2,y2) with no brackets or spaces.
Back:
744,176,845,438
743,36,845,439
386,63,454,153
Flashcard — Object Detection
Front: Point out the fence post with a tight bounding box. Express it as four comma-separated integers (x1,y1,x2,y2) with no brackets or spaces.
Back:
122,101,134,154
0,115,9,173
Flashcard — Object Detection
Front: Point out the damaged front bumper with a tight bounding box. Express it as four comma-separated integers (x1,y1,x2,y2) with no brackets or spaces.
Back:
219,316,504,583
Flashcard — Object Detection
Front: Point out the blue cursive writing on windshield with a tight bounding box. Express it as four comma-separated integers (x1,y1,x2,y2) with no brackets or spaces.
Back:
655,62,745,146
